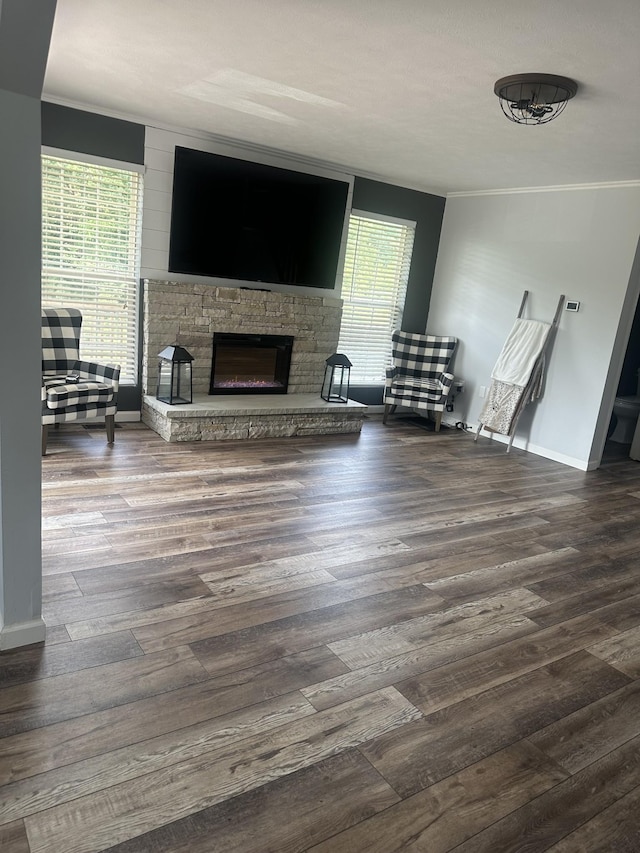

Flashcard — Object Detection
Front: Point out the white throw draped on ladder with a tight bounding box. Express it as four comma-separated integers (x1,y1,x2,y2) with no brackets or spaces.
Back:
479,318,551,436
476,291,565,451
491,319,551,387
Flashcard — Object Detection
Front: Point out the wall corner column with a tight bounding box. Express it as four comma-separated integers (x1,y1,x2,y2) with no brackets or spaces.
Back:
0,0,57,649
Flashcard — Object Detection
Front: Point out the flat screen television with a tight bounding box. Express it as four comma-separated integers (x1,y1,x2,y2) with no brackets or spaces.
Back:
168,146,350,290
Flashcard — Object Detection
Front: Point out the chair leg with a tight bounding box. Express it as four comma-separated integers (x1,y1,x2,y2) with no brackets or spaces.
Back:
383,404,396,425
105,415,115,444
434,411,443,432
42,425,48,456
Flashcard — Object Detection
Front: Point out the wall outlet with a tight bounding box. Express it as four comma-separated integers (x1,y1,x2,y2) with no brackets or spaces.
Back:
479,385,487,398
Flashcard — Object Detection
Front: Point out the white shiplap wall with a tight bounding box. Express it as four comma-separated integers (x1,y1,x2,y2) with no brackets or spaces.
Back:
142,126,354,299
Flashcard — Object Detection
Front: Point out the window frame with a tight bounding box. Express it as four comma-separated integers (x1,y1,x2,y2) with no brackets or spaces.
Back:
337,209,416,385
41,147,144,386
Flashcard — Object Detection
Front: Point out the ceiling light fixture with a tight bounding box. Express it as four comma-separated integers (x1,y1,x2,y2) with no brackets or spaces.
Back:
494,73,578,125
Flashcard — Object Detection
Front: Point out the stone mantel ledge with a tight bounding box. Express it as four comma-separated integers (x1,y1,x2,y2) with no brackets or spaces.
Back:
145,393,367,419
147,279,343,308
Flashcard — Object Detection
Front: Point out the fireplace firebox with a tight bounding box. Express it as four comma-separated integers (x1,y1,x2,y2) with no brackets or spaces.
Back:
210,333,294,395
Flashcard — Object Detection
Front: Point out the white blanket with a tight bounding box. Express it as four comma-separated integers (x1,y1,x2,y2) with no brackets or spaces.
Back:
491,318,550,388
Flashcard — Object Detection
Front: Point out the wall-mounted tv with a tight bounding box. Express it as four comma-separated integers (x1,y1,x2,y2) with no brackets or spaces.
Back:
168,146,350,290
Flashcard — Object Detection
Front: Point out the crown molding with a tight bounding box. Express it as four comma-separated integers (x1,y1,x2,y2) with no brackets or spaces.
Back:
447,180,640,198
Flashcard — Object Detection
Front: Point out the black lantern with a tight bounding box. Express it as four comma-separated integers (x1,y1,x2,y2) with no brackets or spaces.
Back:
156,345,194,405
321,353,352,403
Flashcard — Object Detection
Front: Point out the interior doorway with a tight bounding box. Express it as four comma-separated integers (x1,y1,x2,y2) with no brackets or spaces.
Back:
601,239,640,463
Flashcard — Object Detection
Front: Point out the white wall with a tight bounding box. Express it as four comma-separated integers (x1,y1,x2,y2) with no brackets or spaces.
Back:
142,126,354,300
427,185,640,470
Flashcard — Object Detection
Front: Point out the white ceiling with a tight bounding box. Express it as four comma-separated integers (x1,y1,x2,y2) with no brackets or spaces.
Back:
43,0,640,196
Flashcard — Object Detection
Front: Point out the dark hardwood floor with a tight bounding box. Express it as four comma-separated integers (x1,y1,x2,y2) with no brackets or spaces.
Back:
2,417,640,852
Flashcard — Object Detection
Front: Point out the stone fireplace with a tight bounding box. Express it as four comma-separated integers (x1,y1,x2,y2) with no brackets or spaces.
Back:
142,280,343,396
141,279,367,441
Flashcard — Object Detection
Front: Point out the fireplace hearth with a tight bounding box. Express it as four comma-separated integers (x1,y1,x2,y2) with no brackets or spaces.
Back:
210,332,294,395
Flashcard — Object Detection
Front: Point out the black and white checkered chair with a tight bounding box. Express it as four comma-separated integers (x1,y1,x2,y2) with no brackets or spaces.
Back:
42,308,120,455
383,330,457,431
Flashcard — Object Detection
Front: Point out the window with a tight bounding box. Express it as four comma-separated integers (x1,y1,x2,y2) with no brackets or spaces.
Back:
41,151,143,384
337,211,416,383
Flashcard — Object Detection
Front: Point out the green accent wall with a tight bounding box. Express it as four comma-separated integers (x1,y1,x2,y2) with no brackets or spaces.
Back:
42,102,145,164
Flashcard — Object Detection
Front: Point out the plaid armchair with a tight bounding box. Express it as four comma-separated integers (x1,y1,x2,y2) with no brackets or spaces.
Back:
383,330,457,431
42,308,120,455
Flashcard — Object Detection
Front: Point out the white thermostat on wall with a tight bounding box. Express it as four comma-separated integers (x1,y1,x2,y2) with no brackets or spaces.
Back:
565,300,580,312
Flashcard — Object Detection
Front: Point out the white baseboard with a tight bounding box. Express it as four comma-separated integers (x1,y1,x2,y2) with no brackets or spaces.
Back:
0,617,46,650
440,417,592,471
491,436,590,470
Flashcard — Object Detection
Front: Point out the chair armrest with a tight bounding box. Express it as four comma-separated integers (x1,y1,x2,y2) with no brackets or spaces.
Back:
77,360,121,391
439,372,454,393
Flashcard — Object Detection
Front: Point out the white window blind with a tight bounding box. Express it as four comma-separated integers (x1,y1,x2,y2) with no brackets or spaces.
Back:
41,153,143,384
338,211,416,383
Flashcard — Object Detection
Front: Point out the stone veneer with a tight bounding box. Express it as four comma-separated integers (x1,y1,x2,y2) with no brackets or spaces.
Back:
142,279,343,397
141,280,367,441
142,394,367,442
